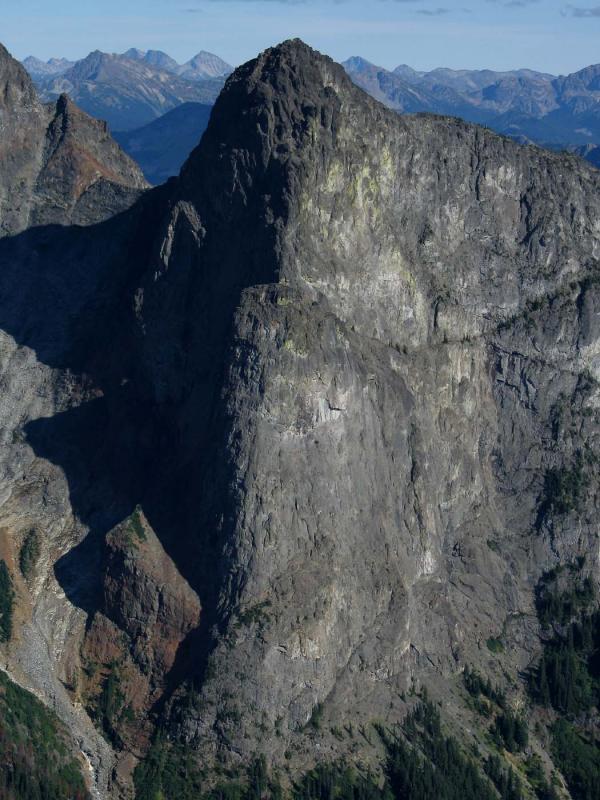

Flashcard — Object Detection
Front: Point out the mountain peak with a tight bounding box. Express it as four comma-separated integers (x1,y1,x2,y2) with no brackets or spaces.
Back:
0,39,147,236
0,43,40,111
121,48,179,73
178,49,232,79
22,54,74,79
242,37,340,86
193,38,341,121
144,49,179,72
123,47,146,60
344,55,376,71
179,38,352,189
66,49,112,80
267,37,327,62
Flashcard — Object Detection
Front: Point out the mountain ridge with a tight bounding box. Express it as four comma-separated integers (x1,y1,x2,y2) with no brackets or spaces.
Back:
23,46,232,82
28,49,229,131
1,36,600,800
344,54,600,149
0,43,148,236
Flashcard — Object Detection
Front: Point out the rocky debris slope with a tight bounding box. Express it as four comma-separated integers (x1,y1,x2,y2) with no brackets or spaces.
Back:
0,43,148,237
1,36,600,799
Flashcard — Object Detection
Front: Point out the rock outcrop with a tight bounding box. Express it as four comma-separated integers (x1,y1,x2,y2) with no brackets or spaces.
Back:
0,43,147,237
135,38,600,766
1,36,600,799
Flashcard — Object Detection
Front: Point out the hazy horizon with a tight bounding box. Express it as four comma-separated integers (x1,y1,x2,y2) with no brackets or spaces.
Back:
4,0,600,76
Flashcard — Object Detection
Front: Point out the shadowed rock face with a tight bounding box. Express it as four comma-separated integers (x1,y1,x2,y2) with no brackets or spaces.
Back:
1,37,600,798
0,43,147,237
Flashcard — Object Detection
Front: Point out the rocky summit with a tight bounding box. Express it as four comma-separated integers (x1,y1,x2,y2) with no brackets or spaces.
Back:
1,37,600,800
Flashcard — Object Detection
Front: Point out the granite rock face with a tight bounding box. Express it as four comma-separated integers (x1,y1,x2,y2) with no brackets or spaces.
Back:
1,37,600,798
138,39,600,765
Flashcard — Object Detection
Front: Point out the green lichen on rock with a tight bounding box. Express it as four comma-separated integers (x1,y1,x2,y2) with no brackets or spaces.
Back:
128,505,147,542
87,660,130,747
486,638,504,655
236,600,272,629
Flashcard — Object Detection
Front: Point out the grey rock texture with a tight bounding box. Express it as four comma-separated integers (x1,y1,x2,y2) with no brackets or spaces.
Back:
0,43,148,237
1,35,600,798
145,40,600,768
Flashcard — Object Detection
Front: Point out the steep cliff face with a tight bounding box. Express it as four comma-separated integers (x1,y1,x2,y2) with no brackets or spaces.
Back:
1,37,600,799
0,42,152,798
131,40,600,765
0,43,147,237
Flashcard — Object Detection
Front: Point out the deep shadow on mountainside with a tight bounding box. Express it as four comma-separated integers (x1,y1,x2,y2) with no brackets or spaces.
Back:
2,37,600,800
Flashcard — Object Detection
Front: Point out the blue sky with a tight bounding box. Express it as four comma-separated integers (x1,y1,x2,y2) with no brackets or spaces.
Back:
3,0,600,74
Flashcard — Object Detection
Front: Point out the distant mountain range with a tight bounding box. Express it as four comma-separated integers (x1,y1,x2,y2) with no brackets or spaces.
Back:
343,57,600,151
23,47,231,81
22,55,75,78
22,48,232,130
22,49,600,181
120,47,232,81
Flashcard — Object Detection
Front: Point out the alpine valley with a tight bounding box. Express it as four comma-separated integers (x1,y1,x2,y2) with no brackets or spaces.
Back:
1,36,600,800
